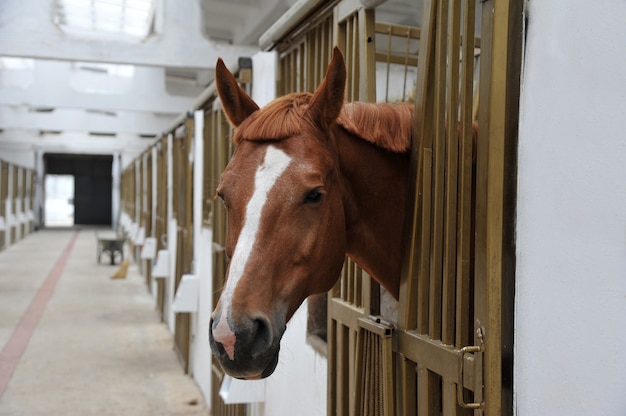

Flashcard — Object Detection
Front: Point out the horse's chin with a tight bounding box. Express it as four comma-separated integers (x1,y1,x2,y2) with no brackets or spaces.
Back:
215,345,281,380
236,352,280,380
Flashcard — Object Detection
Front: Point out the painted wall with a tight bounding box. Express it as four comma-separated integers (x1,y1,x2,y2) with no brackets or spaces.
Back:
191,227,214,407
250,301,328,416
515,1,626,414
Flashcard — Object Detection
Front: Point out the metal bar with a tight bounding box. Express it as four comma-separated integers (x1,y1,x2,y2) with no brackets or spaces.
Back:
441,378,457,415
348,328,357,416
400,0,436,336
330,298,365,330
375,52,418,67
375,22,421,39
417,363,440,415
474,0,522,413
358,7,376,102
417,149,433,334
428,0,448,342
382,334,395,416
442,0,461,347
395,330,477,390
456,0,475,351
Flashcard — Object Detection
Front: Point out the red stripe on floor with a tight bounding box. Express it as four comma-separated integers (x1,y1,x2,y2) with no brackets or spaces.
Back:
0,230,80,398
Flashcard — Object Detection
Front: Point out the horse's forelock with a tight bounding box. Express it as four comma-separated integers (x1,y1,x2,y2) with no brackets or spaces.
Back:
236,93,314,143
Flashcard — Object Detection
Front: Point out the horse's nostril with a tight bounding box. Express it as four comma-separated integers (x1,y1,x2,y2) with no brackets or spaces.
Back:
250,317,272,356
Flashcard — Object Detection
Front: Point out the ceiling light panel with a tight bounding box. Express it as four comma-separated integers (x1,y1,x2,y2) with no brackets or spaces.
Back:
54,0,156,41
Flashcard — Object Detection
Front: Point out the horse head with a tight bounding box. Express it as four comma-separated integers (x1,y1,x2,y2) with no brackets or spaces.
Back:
209,48,349,379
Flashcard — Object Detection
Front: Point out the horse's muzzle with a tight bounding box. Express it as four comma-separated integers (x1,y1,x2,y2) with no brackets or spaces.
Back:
209,312,283,379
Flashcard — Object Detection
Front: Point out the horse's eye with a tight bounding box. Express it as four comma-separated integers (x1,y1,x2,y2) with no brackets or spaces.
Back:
216,192,226,205
304,188,323,204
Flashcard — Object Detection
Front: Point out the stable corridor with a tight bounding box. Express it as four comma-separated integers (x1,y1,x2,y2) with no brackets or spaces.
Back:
0,229,209,416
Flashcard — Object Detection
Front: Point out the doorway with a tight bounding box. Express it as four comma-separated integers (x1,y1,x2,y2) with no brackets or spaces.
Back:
44,175,74,227
44,154,113,226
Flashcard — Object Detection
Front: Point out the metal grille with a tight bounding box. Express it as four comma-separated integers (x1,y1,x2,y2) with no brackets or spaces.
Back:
396,0,481,413
396,0,521,414
0,162,35,246
374,22,420,103
270,0,518,414
354,317,395,416
276,4,335,95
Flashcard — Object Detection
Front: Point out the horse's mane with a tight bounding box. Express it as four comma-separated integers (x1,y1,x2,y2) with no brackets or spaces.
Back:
234,93,413,154
338,102,413,153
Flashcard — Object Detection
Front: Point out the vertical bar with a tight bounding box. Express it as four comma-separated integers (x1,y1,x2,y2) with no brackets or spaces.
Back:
398,0,436,334
417,364,440,416
348,327,357,416
358,8,376,102
327,309,337,416
456,0,476,351
417,149,433,334
475,0,522,414
428,0,448,342
353,328,365,415
442,0,462,346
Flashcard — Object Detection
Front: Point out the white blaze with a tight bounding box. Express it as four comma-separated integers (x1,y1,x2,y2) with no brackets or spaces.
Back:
218,145,292,327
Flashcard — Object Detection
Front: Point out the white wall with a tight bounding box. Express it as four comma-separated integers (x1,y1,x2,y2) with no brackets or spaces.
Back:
191,227,214,408
250,301,328,416
515,1,626,415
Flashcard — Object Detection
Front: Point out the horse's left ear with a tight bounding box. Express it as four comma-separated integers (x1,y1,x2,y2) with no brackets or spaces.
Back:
216,58,260,127
308,47,346,128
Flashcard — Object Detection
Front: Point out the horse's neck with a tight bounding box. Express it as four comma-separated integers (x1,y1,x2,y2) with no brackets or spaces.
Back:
335,125,410,299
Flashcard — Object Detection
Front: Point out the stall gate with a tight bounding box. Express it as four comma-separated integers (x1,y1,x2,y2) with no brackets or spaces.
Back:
119,119,194,372
25,169,34,234
0,160,36,250
398,0,520,414
154,137,168,321
17,168,23,237
172,116,195,372
10,165,17,243
266,0,520,414
0,161,7,249
119,136,168,319
122,163,136,236
135,157,143,264
141,150,153,290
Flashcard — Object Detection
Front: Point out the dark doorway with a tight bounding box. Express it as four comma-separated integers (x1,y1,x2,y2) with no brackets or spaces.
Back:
44,154,113,226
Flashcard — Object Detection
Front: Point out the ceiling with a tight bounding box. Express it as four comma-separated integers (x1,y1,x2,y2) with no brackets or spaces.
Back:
0,0,422,157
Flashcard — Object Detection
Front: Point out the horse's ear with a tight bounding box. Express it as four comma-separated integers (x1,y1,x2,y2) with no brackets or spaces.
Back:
216,58,260,127
308,47,346,128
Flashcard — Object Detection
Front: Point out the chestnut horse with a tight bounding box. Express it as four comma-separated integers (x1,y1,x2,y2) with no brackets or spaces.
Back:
209,47,414,379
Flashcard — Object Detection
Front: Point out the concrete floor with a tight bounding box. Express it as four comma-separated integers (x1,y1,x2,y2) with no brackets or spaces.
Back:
0,228,209,416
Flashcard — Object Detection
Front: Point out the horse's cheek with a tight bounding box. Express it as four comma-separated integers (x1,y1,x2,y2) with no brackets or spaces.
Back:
316,210,346,290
